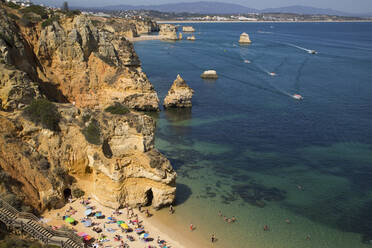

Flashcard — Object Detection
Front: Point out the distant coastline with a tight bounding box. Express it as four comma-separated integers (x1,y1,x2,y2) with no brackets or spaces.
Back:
157,20,372,23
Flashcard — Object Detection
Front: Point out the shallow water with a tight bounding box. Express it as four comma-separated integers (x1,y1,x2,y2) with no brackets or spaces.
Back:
134,22,372,247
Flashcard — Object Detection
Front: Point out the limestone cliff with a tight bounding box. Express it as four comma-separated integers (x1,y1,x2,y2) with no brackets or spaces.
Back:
0,105,176,210
159,24,178,41
0,6,160,111
163,74,194,108
0,4,176,211
239,32,251,44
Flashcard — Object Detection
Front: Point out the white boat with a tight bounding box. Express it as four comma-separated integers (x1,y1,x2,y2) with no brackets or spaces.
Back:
244,60,251,64
293,94,303,100
308,50,317,54
269,72,276,76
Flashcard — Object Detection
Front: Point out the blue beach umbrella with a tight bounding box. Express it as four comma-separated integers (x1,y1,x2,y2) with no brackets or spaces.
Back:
84,209,92,216
95,212,103,217
83,219,92,227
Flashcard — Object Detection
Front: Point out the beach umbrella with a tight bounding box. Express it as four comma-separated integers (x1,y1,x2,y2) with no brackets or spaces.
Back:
77,232,88,237
65,217,75,224
84,209,92,216
140,233,149,239
135,228,144,233
83,219,92,227
95,212,102,217
120,223,129,229
84,235,92,241
117,220,125,225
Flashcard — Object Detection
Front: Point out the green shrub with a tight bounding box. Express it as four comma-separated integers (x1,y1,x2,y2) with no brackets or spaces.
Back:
19,14,37,27
72,188,85,198
6,2,20,9
20,5,48,19
105,103,130,115
65,10,81,18
41,15,59,28
53,167,68,178
7,13,19,20
23,99,61,131
0,33,13,47
82,119,101,145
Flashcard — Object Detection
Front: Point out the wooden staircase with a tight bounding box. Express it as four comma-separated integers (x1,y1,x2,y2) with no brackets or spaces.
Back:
0,197,84,248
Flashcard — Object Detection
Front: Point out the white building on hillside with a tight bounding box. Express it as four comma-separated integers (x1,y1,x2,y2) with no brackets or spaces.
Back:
6,0,33,7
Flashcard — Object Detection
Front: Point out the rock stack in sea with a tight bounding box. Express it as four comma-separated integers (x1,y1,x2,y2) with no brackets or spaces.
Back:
163,75,194,108
159,24,179,40
201,70,218,79
187,35,196,41
239,32,252,44
182,26,195,32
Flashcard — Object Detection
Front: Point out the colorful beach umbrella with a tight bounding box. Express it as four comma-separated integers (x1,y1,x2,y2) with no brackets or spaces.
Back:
140,233,149,239
117,220,125,225
120,223,129,229
135,228,144,233
84,209,92,216
65,217,75,224
84,235,92,241
95,212,102,217
77,232,87,237
83,219,92,227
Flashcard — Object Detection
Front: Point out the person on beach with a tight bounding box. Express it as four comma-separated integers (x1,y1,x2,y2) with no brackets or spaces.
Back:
285,218,291,224
223,216,227,222
211,234,216,243
264,225,269,231
218,210,222,217
169,204,174,214
190,223,194,231
138,205,142,213
306,234,311,240
231,216,237,222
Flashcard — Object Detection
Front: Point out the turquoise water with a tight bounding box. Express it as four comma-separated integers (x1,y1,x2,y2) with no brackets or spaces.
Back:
134,22,372,247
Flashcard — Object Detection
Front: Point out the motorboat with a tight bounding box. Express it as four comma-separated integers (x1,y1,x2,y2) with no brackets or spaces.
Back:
308,50,317,54
293,94,303,100
244,60,251,64
269,72,276,76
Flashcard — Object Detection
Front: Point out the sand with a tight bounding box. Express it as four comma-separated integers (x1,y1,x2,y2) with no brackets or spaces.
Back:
41,197,209,248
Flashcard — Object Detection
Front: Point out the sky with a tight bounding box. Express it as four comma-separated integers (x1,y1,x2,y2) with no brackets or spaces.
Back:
33,0,372,14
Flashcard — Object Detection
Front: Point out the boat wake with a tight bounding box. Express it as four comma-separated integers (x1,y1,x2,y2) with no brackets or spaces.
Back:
286,43,317,54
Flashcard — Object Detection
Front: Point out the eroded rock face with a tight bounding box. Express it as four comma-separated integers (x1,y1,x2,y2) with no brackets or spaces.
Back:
32,15,159,111
159,24,178,40
0,105,176,210
0,64,41,110
182,26,195,32
239,32,251,44
163,74,194,108
0,5,175,211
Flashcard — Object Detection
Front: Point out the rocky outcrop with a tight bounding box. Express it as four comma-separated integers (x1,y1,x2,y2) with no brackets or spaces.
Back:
187,35,196,41
239,32,251,44
31,15,159,111
0,64,41,110
159,24,178,41
0,4,175,211
163,75,194,108
182,26,195,32
130,19,159,34
201,70,218,79
0,105,176,210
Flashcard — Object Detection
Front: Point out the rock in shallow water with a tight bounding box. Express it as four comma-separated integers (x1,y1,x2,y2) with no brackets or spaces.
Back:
163,74,194,109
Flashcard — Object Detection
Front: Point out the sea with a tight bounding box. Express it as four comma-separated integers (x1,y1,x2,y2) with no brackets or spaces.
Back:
134,22,372,248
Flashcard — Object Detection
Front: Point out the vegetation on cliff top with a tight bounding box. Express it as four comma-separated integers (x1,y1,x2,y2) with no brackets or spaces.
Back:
23,99,61,131
82,119,101,145
105,103,130,115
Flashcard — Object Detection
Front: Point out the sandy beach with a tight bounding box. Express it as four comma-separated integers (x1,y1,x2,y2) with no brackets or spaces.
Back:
41,196,210,248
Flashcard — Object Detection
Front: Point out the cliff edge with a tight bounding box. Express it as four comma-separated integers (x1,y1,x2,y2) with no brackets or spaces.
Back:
0,3,175,211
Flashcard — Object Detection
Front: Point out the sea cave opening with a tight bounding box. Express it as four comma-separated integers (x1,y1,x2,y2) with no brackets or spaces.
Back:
145,189,154,206
63,188,72,201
